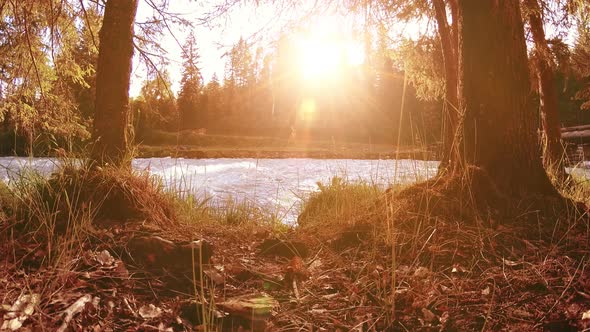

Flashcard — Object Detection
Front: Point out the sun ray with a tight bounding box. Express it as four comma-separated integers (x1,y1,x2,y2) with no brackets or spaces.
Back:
293,18,365,82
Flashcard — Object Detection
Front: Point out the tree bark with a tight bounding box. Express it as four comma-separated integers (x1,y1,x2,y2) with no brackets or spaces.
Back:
91,0,139,166
432,0,459,171
453,0,555,195
523,0,565,176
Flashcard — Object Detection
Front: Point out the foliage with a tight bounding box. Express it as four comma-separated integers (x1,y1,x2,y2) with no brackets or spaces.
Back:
393,38,445,101
203,73,223,117
0,1,94,154
134,70,178,133
572,27,590,110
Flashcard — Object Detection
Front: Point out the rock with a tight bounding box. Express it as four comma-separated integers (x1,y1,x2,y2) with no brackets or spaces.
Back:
284,256,310,284
217,295,278,322
203,267,224,285
329,223,371,250
258,238,309,258
125,236,213,271
177,240,214,264
138,304,163,319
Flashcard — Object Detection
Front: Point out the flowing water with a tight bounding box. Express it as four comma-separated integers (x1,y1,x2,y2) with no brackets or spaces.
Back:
1,157,587,223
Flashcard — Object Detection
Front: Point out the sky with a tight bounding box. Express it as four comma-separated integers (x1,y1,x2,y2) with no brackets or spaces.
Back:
130,0,289,97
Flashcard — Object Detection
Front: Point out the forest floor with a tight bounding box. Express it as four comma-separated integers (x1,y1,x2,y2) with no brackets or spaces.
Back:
136,130,434,160
1,164,590,331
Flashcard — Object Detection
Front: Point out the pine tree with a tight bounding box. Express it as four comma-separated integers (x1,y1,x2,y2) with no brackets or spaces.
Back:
523,0,565,176
177,30,204,130
0,1,92,155
571,3,590,111
136,70,177,133
92,0,139,166
204,73,222,119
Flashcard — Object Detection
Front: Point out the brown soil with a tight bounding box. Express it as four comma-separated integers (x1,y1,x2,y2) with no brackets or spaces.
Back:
2,197,590,331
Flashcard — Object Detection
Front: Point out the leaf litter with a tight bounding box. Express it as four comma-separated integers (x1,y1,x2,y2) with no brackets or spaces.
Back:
1,209,590,331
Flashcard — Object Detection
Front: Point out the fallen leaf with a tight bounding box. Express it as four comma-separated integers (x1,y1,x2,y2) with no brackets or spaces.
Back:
511,309,534,319
95,250,115,266
204,268,224,285
1,293,40,331
582,309,590,320
413,267,430,278
139,304,163,319
451,264,468,274
157,322,173,331
217,295,277,321
57,294,95,332
502,258,522,267
422,308,437,323
310,308,327,315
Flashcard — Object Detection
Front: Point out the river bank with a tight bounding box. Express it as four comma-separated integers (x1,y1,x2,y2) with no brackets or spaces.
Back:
136,131,437,160
138,144,436,160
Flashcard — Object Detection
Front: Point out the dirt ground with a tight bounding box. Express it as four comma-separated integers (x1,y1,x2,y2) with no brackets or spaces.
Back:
2,208,590,331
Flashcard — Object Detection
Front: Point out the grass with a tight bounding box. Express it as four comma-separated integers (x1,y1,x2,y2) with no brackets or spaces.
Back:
296,176,384,237
173,193,289,233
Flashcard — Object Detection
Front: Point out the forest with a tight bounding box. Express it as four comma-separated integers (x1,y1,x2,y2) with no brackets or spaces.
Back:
0,0,590,331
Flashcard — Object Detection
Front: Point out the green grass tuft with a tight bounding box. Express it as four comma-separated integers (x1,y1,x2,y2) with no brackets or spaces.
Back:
298,176,383,228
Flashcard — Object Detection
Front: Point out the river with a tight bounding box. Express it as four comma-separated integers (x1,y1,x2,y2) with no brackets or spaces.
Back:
1,157,587,223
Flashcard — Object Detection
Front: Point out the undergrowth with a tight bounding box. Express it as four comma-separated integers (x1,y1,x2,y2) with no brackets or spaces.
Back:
291,167,590,330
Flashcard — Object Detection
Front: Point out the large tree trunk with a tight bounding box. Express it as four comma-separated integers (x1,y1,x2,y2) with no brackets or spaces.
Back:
433,0,459,171
91,0,139,166
453,0,555,196
523,0,565,177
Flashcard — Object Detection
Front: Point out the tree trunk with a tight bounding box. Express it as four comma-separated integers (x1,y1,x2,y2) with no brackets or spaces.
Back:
453,0,555,195
91,0,139,166
433,0,459,171
523,0,565,177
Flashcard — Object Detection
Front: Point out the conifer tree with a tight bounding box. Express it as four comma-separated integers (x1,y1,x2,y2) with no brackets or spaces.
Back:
92,0,139,166
177,30,204,129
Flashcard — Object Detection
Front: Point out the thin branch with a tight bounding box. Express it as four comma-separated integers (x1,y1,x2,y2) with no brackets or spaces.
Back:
79,0,99,50
22,3,46,105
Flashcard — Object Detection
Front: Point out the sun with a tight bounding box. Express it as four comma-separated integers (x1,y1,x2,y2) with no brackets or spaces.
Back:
294,20,365,81
298,38,341,80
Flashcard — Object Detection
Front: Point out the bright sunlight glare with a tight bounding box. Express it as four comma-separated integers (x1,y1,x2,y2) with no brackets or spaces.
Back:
295,17,365,81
